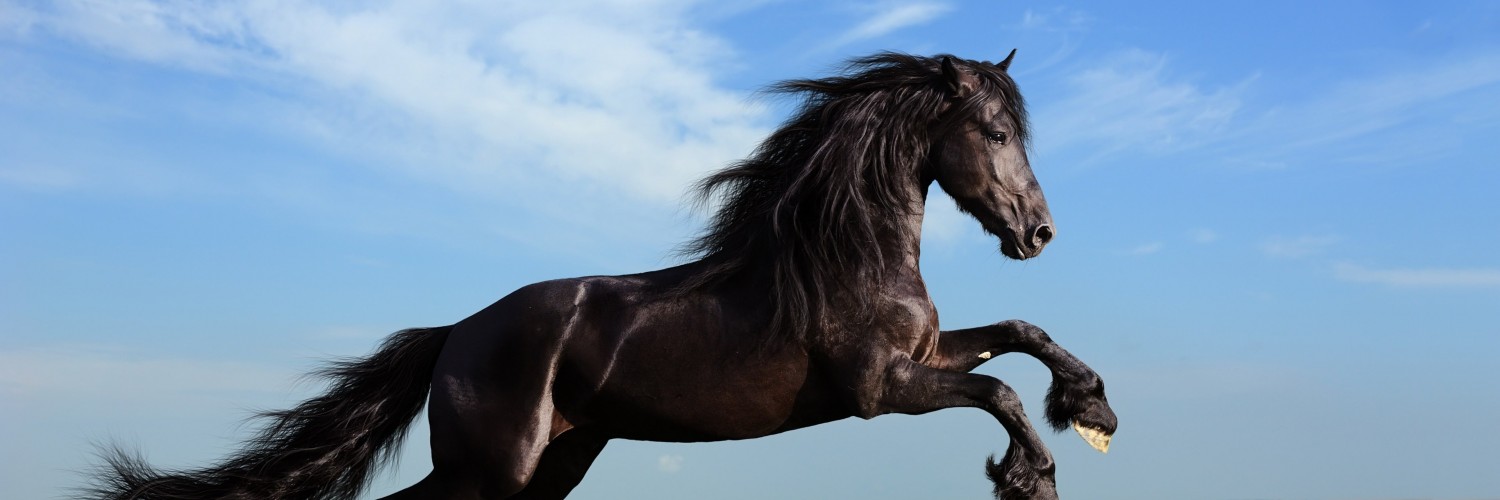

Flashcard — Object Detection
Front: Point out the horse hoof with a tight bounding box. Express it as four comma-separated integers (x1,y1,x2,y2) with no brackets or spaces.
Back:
1071,420,1112,454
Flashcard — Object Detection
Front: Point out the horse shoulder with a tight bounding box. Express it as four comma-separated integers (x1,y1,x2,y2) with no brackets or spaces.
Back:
867,285,940,360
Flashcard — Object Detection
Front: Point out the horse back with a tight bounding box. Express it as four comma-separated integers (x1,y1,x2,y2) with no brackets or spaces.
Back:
439,270,838,443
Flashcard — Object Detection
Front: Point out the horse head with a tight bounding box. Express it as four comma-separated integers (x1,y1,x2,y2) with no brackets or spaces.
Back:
928,51,1054,260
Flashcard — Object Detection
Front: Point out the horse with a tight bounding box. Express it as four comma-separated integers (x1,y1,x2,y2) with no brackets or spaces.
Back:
85,51,1117,500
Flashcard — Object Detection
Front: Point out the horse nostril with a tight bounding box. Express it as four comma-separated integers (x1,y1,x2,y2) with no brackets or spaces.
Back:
1032,224,1054,247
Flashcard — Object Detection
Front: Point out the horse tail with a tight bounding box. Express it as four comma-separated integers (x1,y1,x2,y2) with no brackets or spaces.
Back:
85,326,452,500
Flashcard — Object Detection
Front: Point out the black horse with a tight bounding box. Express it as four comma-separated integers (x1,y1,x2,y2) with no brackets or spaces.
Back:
87,51,1116,500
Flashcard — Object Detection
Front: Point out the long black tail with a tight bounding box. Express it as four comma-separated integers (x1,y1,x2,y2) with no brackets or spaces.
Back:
84,326,452,500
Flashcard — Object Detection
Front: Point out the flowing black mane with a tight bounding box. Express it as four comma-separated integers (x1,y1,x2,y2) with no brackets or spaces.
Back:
680,52,1030,344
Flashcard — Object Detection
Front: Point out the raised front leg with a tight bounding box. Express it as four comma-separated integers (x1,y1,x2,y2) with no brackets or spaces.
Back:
929,320,1118,453
876,354,1058,499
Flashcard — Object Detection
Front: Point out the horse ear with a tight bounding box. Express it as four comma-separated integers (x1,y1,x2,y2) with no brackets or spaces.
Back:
940,56,973,98
998,48,1017,71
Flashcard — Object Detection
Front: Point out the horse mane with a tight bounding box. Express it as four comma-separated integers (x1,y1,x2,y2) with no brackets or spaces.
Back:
678,52,1029,346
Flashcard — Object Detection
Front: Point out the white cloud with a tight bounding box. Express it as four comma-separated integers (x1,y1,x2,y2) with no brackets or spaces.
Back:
1260,235,1339,259
920,193,972,246
1008,7,1092,74
0,164,84,192
657,454,684,473
1280,52,1500,148
1222,50,1500,169
0,1,39,32
0,345,292,401
1036,43,1500,171
831,2,950,48
1037,49,1248,160
1334,262,1500,288
1019,7,1091,33
1191,229,1218,244
1129,242,1164,255
8,0,769,202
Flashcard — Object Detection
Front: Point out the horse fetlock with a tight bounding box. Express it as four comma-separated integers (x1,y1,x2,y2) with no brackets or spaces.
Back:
986,445,1058,500
1043,375,1114,430
1042,376,1116,455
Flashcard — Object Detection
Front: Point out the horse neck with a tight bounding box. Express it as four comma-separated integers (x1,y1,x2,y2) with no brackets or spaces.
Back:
873,179,930,281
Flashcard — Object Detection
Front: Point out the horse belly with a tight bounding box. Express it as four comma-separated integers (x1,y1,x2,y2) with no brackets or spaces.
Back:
566,333,829,442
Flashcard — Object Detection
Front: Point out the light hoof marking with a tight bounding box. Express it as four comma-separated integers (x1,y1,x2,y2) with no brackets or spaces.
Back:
1072,420,1112,454
977,351,993,359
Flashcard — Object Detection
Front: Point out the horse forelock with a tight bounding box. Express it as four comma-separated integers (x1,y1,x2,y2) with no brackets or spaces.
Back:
678,53,1027,347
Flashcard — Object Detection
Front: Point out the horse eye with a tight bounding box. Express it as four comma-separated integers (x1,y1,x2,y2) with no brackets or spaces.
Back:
985,131,1007,145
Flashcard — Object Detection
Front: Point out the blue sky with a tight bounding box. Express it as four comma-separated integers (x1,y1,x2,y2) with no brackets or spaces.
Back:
3,1,1498,499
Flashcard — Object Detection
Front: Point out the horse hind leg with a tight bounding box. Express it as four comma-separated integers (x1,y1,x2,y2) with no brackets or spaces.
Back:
385,426,605,500
506,429,609,500
377,377,556,500
382,280,598,499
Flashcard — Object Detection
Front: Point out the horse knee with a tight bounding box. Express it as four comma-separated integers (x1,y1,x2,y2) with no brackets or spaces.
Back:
998,319,1052,345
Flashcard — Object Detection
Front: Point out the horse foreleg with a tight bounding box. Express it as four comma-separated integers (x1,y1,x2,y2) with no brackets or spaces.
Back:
928,320,1117,453
875,355,1057,500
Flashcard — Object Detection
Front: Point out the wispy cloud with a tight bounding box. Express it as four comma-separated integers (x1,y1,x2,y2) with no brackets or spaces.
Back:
1191,229,1219,244
0,345,292,400
1129,242,1164,255
0,164,84,192
1334,262,1500,288
829,2,951,48
1260,235,1340,258
1008,7,1092,74
1225,50,1500,169
1036,40,1500,172
920,194,969,246
657,454,684,473
5,0,768,203
1019,7,1091,32
1037,49,1249,161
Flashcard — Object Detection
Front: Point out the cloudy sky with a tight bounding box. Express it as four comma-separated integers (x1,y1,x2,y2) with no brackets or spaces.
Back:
3,1,1498,499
